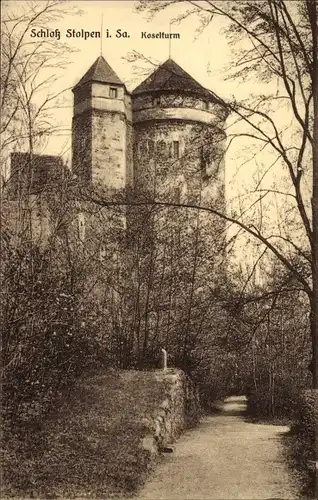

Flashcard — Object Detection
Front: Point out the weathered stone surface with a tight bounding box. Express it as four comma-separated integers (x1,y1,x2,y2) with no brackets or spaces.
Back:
71,56,227,203
72,74,132,189
141,369,201,458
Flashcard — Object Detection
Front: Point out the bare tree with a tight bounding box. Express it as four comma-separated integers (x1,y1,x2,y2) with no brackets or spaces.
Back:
126,0,317,386
0,0,81,187
0,1,88,417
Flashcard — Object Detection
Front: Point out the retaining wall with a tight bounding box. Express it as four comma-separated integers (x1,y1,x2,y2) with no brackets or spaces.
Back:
141,368,201,456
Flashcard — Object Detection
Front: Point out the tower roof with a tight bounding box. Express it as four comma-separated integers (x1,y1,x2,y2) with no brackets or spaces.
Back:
132,58,217,100
74,55,123,89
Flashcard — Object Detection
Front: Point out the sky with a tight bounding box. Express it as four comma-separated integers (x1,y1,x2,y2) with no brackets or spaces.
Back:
3,0,279,170
50,0,235,96
4,0,266,162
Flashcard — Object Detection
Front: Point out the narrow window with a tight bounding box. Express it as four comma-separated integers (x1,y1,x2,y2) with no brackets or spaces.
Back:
148,140,154,157
173,141,180,158
158,140,166,156
204,101,209,110
100,245,107,262
109,87,118,98
153,96,161,106
201,145,213,179
174,186,181,204
78,212,85,242
36,196,42,217
201,146,207,178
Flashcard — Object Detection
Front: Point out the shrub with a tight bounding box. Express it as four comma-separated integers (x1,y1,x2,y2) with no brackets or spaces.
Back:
246,364,311,421
289,389,318,498
1,244,112,423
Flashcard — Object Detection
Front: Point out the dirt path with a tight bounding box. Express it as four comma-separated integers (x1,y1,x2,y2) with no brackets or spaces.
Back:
134,396,299,500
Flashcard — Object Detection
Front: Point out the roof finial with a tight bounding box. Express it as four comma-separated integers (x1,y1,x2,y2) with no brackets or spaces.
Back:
100,12,103,56
169,21,172,59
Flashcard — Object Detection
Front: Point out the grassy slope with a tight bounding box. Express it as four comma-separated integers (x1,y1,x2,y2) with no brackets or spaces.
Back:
2,370,171,498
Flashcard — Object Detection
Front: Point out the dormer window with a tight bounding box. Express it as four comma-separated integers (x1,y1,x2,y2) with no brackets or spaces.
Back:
109,87,118,98
153,96,161,106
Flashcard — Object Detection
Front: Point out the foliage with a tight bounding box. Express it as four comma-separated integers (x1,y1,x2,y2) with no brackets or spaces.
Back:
1,2,316,496
1,0,81,185
2,370,186,498
0,230,109,420
231,263,311,420
285,389,318,498
136,0,317,386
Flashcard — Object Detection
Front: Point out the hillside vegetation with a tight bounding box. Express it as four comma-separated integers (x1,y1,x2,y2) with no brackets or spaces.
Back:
3,369,198,499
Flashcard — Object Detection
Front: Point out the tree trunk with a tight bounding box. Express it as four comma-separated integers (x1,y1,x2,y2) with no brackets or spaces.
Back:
309,297,317,388
308,0,318,389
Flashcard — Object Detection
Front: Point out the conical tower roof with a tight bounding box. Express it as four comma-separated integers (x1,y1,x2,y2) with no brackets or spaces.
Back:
74,56,123,89
132,58,215,99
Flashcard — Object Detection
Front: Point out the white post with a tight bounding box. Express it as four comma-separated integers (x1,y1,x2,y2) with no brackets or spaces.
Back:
161,348,167,371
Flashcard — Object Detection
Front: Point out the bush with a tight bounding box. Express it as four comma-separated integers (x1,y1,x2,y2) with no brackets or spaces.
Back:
1,244,112,423
288,389,318,498
2,370,189,498
246,367,311,421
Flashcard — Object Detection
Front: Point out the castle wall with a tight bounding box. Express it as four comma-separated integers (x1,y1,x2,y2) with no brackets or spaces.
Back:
133,93,227,121
133,119,225,206
72,110,92,183
125,93,134,188
132,91,227,203
134,107,223,127
132,90,228,283
2,196,50,247
90,109,127,189
72,79,133,190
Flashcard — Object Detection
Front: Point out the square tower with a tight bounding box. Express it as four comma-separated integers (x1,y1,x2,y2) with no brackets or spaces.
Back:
72,56,133,190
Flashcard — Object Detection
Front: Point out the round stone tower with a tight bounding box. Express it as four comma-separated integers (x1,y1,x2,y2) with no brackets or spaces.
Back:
132,58,229,207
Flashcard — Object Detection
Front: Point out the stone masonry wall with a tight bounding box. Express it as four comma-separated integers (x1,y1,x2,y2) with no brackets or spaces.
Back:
141,369,201,456
133,119,225,205
91,109,127,189
72,110,92,183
